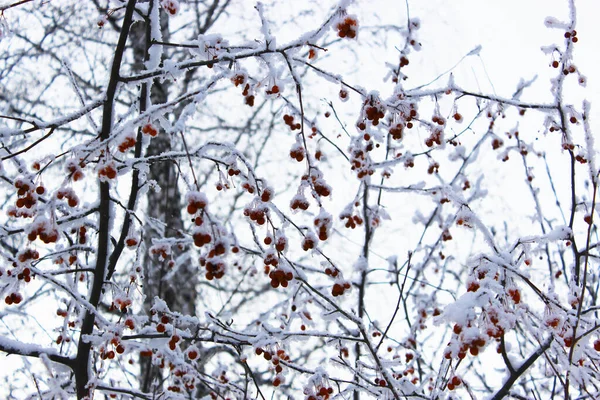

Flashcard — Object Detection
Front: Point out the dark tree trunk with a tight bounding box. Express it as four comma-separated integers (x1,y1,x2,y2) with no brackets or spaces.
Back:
129,4,197,394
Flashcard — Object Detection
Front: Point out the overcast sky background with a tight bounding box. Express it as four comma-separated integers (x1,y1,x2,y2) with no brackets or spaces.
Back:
0,0,598,397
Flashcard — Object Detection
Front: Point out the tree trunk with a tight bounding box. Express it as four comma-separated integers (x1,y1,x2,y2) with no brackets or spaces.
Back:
129,4,197,393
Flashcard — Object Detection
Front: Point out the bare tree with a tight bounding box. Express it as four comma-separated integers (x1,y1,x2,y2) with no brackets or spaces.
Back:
0,0,598,399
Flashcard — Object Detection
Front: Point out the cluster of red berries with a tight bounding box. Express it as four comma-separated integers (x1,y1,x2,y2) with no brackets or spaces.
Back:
545,315,562,329
98,162,117,180
507,288,521,304
75,226,87,244
55,334,72,345
314,213,332,241
305,386,334,400
117,134,136,153
10,181,40,217
243,205,267,225
150,243,171,260
171,367,199,392
350,147,366,170
561,64,577,76
483,312,505,340
427,162,440,175
4,292,23,305
53,253,78,266
395,365,418,382
424,128,443,147
401,154,415,168
283,114,302,131
15,178,36,197
113,297,132,313
255,347,289,384
266,85,280,95
446,376,462,391
466,278,480,293
240,82,255,107
564,30,578,43
364,104,385,126
215,182,230,193
231,74,250,90
57,188,79,207
67,159,85,181
269,268,293,288
444,326,487,359
302,232,317,251
207,240,227,258
155,314,171,333
186,191,208,214
261,187,273,202
18,249,39,263
441,228,452,241
99,346,117,360
28,221,58,243
167,334,181,351
389,123,404,140
199,241,227,279
336,16,358,39
124,318,135,330
227,166,241,177
141,123,158,137
109,336,126,356
263,250,278,269
290,143,306,162
562,142,575,151
349,147,374,179
12,264,32,282
232,74,246,87
411,308,432,332
491,137,503,150
373,377,387,387
192,229,211,247
290,194,310,211
431,115,446,126
167,385,182,393
310,174,331,197
161,0,179,15
201,257,226,280
331,282,351,297
7,204,33,218
340,211,363,229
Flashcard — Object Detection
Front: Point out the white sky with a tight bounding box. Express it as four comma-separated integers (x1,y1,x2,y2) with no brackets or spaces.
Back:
1,0,599,398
